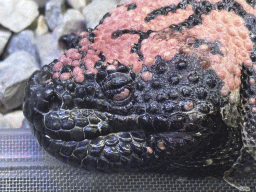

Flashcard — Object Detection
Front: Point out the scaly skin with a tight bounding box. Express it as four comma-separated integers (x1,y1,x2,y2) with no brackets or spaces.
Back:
23,0,256,189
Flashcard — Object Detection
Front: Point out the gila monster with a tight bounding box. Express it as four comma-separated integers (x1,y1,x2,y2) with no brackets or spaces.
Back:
23,0,256,190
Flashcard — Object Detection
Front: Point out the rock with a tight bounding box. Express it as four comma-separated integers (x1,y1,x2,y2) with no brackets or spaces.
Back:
118,0,128,3
35,33,62,66
0,27,12,56
3,110,25,128
67,0,87,11
20,118,31,129
45,0,65,30
32,0,51,8
53,9,86,40
0,0,39,33
0,51,39,112
82,0,119,29
6,30,40,64
35,15,49,36
0,113,13,129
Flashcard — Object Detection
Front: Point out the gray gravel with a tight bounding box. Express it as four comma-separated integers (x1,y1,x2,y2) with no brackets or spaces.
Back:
0,0,128,127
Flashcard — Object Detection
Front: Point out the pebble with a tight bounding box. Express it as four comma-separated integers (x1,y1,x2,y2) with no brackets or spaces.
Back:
35,15,49,36
119,0,128,3
82,0,119,29
32,0,51,8
0,113,13,129
0,0,126,129
53,9,86,40
67,0,87,11
35,33,62,66
0,27,12,56
45,0,66,30
6,30,40,64
20,118,31,129
0,51,39,112
0,0,39,33
3,110,25,128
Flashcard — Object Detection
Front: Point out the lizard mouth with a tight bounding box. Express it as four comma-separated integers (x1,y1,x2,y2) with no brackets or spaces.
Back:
23,37,245,173
25,94,241,171
23,68,208,140
23,52,243,171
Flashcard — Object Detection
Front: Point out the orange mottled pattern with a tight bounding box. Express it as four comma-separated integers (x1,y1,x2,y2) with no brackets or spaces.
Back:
236,0,256,16
52,0,256,101
188,10,253,97
91,1,192,72
141,28,189,66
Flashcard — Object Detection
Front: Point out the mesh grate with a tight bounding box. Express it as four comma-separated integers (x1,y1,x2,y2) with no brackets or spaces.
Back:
0,128,255,192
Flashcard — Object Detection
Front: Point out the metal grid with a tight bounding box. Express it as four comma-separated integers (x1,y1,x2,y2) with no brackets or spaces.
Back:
0,128,255,192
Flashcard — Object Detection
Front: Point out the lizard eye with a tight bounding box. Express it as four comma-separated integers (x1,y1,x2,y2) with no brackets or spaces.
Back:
101,72,134,103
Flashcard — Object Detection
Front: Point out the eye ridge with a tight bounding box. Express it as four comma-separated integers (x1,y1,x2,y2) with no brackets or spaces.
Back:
103,72,133,90
101,71,135,98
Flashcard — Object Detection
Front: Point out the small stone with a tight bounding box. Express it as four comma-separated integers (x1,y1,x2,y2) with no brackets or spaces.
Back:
7,30,40,64
0,113,13,129
35,33,62,66
118,0,129,3
20,118,31,130
0,0,39,33
0,27,12,56
67,0,87,11
3,110,25,128
82,0,119,29
0,51,39,112
32,0,51,8
53,9,86,40
45,0,66,30
35,15,49,36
